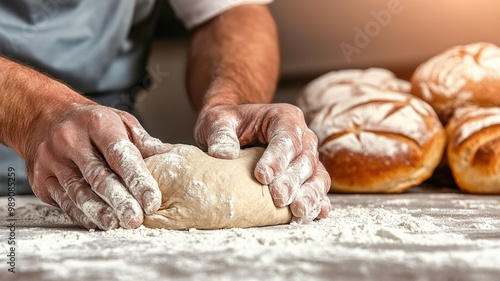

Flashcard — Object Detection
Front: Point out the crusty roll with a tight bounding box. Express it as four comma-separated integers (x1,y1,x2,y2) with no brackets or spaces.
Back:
298,68,446,193
446,106,500,194
298,68,411,123
411,42,500,124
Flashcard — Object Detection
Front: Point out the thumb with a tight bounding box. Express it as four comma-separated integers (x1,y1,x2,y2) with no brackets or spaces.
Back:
130,126,172,158
206,124,240,159
116,110,171,158
194,107,241,159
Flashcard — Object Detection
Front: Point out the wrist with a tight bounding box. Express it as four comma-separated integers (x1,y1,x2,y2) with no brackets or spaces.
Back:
0,58,94,157
200,78,246,112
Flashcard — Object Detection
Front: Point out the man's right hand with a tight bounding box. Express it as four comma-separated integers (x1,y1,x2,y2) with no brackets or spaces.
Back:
24,103,170,230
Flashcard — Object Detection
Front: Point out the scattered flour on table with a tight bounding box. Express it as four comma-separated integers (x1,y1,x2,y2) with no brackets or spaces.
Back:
2,195,500,280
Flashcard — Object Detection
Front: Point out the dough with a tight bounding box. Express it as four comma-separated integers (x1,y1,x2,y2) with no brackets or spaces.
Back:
143,145,292,230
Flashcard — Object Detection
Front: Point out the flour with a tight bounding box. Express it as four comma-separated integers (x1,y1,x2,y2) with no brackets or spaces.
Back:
130,126,167,153
413,42,500,122
204,116,239,159
304,74,439,155
321,133,410,158
297,68,411,124
2,193,500,280
106,139,161,215
453,107,500,146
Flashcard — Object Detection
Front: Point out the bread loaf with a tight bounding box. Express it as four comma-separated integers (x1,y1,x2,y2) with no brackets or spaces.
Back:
411,42,500,124
298,68,411,123
446,106,500,193
298,68,446,193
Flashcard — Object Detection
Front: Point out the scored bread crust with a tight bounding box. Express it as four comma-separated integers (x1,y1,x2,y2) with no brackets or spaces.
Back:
298,68,446,193
446,106,500,194
411,42,500,124
298,68,411,123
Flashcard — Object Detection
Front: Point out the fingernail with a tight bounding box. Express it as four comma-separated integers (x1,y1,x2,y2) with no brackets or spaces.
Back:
142,190,161,214
209,144,239,159
290,192,311,218
270,184,289,207
101,210,119,230
121,208,143,229
256,166,274,185
81,216,96,230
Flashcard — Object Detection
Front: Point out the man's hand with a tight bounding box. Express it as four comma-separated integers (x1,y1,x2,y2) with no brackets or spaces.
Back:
24,104,170,230
195,103,331,223
0,56,171,230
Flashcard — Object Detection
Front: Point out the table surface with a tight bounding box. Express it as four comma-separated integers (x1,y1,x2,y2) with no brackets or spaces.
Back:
1,185,500,281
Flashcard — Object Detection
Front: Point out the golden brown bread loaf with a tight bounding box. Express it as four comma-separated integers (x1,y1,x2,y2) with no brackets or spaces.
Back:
446,106,500,194
411,42,500,124
298,68,446,193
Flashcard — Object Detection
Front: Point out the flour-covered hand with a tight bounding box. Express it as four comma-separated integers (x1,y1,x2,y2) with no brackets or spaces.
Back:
194,103,331,223
24,104,170,230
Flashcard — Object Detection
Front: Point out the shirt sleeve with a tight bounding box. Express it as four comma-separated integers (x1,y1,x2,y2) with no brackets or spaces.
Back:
168,0,273,29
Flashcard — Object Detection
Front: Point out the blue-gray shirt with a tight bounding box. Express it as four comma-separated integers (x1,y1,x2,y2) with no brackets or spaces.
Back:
0,0,158,94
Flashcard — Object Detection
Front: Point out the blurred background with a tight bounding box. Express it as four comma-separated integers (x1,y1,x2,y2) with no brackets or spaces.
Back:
137,0,500,145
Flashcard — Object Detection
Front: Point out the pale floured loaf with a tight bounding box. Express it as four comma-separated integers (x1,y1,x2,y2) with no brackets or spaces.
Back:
446,106,500,194
297,68,411,123
411,42,500,124
298,68,446,193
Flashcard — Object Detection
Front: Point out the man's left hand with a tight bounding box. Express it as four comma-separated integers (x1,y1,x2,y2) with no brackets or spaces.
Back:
194,103,331,223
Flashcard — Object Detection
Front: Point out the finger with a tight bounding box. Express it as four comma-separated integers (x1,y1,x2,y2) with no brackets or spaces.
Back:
317,196,331,219
102,139,161,214
290,187,322,224
115,110,172,157
72,150,145,228
204,117,241,159
289,164,331,223
87,112,162,214
268,131,318,206
52,165,120,230
59,177,119,230
255,125,303,185
46,177,97,229
31,144,117,230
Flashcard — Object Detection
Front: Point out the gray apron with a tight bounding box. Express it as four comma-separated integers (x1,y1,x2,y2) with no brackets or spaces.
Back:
0,0,160,195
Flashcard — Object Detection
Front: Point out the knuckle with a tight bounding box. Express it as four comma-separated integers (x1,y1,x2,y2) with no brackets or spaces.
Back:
305,128,319,146
273,104,305,120
52,122,78,149
114,108,138,122
83,159,111,190
82,107,120,131
290,104,305,118
105,139,135,163
61,175,86,192
131,126,150,144
316,166,332,193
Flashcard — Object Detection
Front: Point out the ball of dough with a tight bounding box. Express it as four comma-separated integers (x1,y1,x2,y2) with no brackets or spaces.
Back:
446,106,500,194
143,145,292,230
298,68,446,193
411,42,500,124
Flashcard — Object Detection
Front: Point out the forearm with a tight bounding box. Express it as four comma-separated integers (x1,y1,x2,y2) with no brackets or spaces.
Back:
187,4,280,111
0,56,93,157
